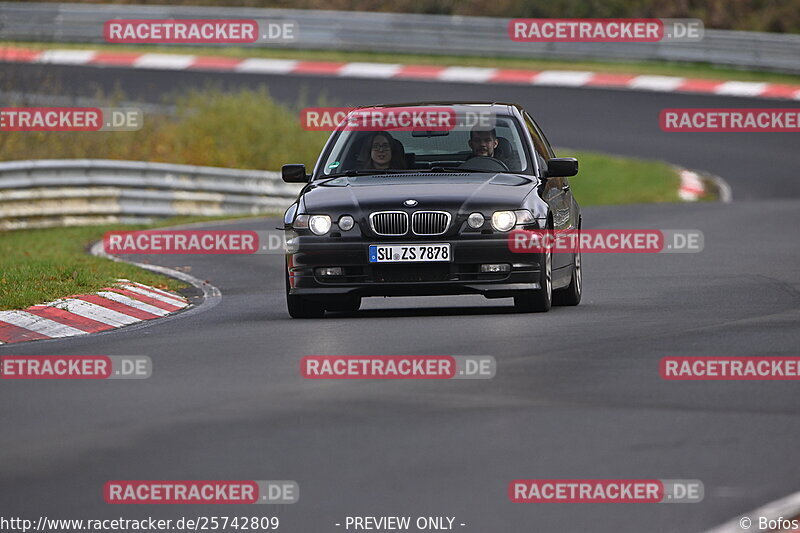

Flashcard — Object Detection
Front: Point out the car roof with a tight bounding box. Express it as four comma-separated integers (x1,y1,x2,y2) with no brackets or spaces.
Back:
354,102,520,116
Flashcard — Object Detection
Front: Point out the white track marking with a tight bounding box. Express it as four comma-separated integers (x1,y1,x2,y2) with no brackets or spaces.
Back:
339,62,402,78
2,46,798,101
533,71,594,86
48,299,141,327
116,284,188,307
133,54,195,70
0,311,86,337
117,279,188,302
438,67,498,83
235,58,298,74
629,75,685,91
35,49,96,65
95,292,170,316
679,169,705,201
714,81,768,97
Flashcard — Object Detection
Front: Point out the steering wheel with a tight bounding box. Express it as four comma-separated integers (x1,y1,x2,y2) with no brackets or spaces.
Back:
458,155,510,172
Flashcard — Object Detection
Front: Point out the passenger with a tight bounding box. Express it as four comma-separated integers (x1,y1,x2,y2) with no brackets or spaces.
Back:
359,131,406,170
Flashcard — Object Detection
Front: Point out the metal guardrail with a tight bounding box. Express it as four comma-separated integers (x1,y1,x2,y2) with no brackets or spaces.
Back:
0,159,301,230
1,2,800,73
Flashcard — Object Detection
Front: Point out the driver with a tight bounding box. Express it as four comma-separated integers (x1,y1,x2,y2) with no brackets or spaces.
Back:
467,127,498,158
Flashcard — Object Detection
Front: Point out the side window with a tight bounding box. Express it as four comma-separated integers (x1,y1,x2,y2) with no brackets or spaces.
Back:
523,113,551,175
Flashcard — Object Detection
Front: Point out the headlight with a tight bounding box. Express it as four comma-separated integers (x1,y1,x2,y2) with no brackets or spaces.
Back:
309,215,332,235
491,210,516,232
467,212,485,229
293,214,332,235
338,215,355,231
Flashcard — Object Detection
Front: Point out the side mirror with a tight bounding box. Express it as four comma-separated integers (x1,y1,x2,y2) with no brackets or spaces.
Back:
545,157,578,178
282,164,309,183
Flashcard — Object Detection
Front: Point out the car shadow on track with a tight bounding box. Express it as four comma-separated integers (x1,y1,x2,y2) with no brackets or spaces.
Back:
326,305,520,318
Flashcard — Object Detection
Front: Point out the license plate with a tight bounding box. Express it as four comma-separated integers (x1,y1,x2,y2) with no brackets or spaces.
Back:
369,243,451,263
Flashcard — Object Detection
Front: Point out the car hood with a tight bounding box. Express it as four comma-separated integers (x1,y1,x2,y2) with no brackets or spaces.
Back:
301,173,538,214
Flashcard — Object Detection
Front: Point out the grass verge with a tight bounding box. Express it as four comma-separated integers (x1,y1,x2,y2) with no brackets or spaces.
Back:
5,40,800,85
560,149,680,205
0,224,185,311
0,215,271,311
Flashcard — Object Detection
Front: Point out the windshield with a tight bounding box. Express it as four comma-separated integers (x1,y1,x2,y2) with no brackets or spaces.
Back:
321,112,531,177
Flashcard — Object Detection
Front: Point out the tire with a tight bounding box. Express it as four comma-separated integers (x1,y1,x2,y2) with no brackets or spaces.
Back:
514,245,552,313
287,295,325,318
324,296,362,314
285,267,325,318
553,249,582,306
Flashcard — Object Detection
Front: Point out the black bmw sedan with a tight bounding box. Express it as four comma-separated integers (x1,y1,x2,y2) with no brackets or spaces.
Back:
281,102,581,318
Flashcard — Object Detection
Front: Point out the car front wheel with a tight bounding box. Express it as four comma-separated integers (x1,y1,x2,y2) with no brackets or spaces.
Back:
514,246,552,313
553,249,582,306
325,296,362,314
285,266,325,318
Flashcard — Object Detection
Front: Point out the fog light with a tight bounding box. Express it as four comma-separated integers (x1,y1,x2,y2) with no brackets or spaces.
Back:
467,212,485,229
338,215,355,231
339,215,356,231
480,263,511,273
316,267,343,277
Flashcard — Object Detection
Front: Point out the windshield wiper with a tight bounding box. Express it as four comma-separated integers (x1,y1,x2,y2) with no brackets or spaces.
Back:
327,169,416,177
422,167,496,173
325,168,497,178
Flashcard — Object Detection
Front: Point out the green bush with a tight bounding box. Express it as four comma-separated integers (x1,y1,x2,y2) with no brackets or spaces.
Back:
0,87,330,170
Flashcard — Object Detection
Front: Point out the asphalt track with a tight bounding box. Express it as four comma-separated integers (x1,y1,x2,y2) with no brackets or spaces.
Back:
1,62,799,532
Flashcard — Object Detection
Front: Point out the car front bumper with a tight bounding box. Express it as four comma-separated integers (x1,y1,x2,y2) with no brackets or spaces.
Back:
287,235,543,300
